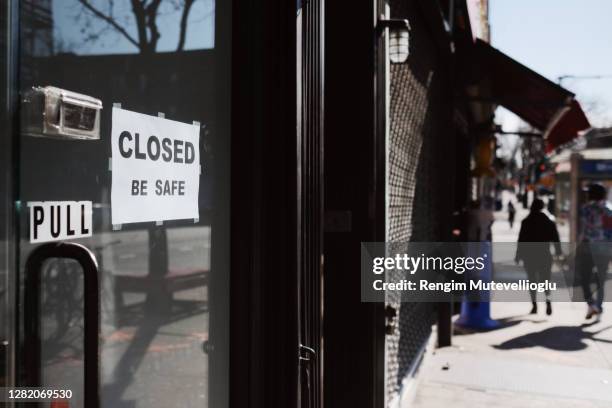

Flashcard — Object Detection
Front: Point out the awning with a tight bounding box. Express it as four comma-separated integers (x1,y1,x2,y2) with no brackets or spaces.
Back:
544,99,591,152
472,39,590,151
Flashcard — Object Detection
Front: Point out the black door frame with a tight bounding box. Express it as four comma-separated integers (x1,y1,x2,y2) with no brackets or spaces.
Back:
323,0,387,406
297,1,324,407
0,0,19,393
230,0,327,407
0,0,19,396
229,0,300,407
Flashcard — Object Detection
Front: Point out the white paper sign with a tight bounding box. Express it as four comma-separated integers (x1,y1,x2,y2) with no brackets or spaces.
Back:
111,107,200,224
29,201,93,243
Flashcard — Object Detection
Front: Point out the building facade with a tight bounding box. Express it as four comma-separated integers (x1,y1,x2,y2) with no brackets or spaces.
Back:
1,1,587,408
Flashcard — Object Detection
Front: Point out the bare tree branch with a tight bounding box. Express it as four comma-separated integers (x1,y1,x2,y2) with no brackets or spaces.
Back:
76,0,139,48
76,0,199,54
144,0,164,52
129,0,163,53
130,0,149,51
177,0,196,51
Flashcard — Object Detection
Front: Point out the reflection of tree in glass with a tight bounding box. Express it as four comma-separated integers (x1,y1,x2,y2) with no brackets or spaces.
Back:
75,0,200,54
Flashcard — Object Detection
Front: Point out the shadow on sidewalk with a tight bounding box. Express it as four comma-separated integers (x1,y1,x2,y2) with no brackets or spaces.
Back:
453,315,548,335
493,324,612,351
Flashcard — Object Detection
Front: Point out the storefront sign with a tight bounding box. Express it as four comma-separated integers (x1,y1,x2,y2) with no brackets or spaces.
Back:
111,107,200,224
29,201,93,243
580,159,612,176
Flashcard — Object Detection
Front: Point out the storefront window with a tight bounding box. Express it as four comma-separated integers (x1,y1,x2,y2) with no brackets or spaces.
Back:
17,1,229,407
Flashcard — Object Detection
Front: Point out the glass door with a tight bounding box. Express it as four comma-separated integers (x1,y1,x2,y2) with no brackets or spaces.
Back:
13,1,230,407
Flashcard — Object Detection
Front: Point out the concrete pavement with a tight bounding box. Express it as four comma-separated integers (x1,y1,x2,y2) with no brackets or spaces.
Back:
407,192,612,408
409,302,612,408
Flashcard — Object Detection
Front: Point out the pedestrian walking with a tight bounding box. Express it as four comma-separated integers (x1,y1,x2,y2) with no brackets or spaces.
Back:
508,201,516,229
578,183,612,319
515,198,563,315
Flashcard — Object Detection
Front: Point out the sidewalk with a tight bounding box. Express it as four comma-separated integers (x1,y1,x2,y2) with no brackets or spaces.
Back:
409,302,612,408
408,193,612,408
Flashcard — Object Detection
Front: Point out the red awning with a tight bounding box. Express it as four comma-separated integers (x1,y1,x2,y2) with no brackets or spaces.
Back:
474,39,573,129
472,40,590,149
544,100,590,152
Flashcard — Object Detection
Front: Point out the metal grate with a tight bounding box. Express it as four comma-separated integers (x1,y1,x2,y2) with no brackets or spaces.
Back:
385,0,458,403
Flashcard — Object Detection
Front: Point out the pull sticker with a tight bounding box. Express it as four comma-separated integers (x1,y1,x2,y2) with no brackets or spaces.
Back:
29,201,93,243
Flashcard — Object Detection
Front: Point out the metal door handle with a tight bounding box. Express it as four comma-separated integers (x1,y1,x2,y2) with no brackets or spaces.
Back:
23,242,100,408
299,344,316,361
299,344,316,408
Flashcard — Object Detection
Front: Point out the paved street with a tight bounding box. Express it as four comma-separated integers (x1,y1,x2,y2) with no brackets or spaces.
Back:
408,193,612,408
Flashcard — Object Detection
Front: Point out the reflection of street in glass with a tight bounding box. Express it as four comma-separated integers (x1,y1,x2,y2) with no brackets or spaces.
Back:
39,228,210,408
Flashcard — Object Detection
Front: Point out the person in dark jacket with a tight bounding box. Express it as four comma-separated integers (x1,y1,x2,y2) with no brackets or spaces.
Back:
515,199,563,315
508,201,516,229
